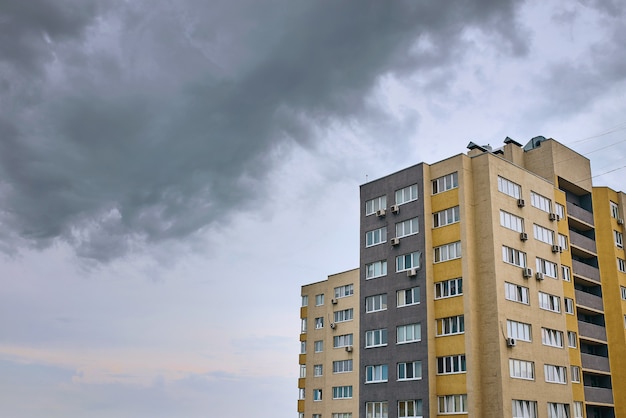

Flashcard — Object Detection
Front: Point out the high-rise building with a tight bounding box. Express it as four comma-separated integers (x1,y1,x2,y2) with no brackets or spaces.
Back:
298,137,626,418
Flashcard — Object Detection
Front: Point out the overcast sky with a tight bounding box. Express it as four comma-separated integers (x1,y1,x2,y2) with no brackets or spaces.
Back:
1,0,626,417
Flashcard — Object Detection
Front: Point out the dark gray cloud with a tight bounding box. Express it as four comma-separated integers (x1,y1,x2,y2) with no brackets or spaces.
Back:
0,0,527,261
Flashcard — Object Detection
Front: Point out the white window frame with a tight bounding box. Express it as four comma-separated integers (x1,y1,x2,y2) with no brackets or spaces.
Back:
315,317,324,329
437,394,467,414
610,201,619,218
435,278,463,299
396,184,418,205
366,402,388,418
616,230,624,248
531,191,552,213
366,293,387,313
314,364,323,377
366,226,387,247
314,340,323,353
300,364,306,378
558,234,568,250
533,224,555,245
332,386,352,399
396,217,419,238
564,298,574,314
505,282,529,305
568,331,577,348
436,315,464,336
301,318,307,333
573,402,583,418
434,241,461,263
300,341,306,354
538,291,561,313
507,319,532,342
333,359,353,374
313,388,322,401
536,257,558,278
562,265,571,282
365,328,388,348
621,285,626,300
334,308,353,323
432,172,458,195
541,327,564,348
301,295,308,307
397,400,423,418
433,206,460,228
498,176,521,199
500,210,524,232
503,246,527,267
365,364,388,383
334,284,354,298
366,260,387,279
366,195,387,216
512,400,537,418
618,257,626,273
333,334,353,348
544,364,567,384
396,251,420,272
397,286,420,307
547,403,570,418
315,294,325,306
571,365,580,383
437,354,466,374
332,414,352,418
509,359,535,380
397,323,421,344
397,361,422,381
555,203,565,220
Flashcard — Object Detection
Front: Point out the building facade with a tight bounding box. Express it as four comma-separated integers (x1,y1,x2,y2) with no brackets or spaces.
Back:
299,137,626,418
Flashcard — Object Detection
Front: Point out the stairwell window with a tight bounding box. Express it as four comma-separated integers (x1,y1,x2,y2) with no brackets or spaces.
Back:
366,195,386,216
432,172,458,194
434,242,461,263
396,184,418,205
498,176,521,199
503,246,527,267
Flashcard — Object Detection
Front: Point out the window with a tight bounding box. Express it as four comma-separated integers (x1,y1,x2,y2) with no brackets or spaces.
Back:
397,361,422,380
538,291,561,313
564,298,574,314
315,317,324,329
438,355,466,374
315,294,325,306
300,341,306,354
397,323,422,343
333,359,353,373
568,331,577,348
509,359,534,380
301,295,308,307
366,260,387,279
366,195,386,216
573,402,583,418
365,365,388,383
313,389,322,401
333,334,353,348
610,201,619,218
366,402,388,418
366,227,387,247
301,318,307,333
562,265,571,282
396,251,421,272
512,400,537,418
432,172,458,194
298,388,305,400
333,414,352,418
618,258,626,273
334,284,354,298
621,286,626,300
498,176,521,199
536,257,557,278
313,415,321,418
547,403,570,418
366,294,387,313
398,400,423,418
436,315,464,336
544,364,567,384
530,191,551,213
334,309,353,323
558,234,568,250
300,364,306,378
438,394,467,414
365,328,388,348
434,242,461,263
615,230,624,248
505,282,529,304
541,327,564,348
533,224,554,245
433,206,460,228
571,366,580,382
332,386,352,399
314,364,323,377
555,203,565,219
314,340,323,352
396,217,419,238
435,278,463,299
396,184,418,205
503,246,527,267
507,320,532,342
500,210,524,232
397,286,420,307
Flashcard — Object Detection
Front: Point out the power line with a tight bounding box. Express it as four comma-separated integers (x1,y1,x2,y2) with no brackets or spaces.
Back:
568,121,626,144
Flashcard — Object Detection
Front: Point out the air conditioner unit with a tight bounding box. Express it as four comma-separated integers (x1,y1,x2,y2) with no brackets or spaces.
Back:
517,199,525,208
391,204,400,214
520,232,528,241
330,323,336,329
331,298,338,305
506,337,517,347
522,268,532,278
376,209,386,218
549,213,558,221
345,345,353,352
391,237,400,246
407,268,418,277
618,218,625,225
551,245,561,253
536,272,544,281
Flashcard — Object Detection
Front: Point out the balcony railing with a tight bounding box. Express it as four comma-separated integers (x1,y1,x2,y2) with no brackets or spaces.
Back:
578,321,607,342
581,353,611,373
572,260,601,283
567,202,594,225
569,230,597,254
575,290,605,312
584,386,614,405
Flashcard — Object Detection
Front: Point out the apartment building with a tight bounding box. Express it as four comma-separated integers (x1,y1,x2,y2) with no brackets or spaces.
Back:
299,137,626,418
